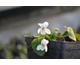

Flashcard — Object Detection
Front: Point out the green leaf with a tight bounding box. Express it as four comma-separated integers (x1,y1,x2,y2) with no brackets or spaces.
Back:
76,33,80,41
63,31,68,36
31,38,45,56
34,34,40,38
34,34,44,39
50,29,53,33
45,35,51,40
66,27,76,41
50,34,56,40
54,28,60,32
57,33,62,37
73,29,76,35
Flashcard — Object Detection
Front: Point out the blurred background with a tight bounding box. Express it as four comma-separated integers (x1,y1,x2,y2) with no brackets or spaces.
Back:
0,6,80,59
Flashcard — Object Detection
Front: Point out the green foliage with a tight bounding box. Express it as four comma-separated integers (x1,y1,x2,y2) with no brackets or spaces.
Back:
76,33,80,41
34,34,43,38
73,29,76,35
7,44,15,51
21,40,27,54
4,51,14,59
22,40,27,45
54,28,60,32
31,38,45,56
34,26,78,42
20,46,27,54
57,33,62,37
45,35,51,40
63,31,68,36
50,29,53,33
0,38,27,59
64,26,76,41
50,34,56,40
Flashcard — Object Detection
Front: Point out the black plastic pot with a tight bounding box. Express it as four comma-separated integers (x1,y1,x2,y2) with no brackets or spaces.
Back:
25,36,80,59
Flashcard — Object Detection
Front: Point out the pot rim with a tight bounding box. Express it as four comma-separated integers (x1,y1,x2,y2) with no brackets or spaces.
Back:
25,36,80,44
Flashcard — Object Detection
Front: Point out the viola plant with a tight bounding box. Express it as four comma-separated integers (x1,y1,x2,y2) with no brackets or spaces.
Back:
31,22,80,56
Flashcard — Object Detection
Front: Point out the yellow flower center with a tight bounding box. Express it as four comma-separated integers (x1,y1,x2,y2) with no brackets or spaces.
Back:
42,43,46,47
42,27,45,30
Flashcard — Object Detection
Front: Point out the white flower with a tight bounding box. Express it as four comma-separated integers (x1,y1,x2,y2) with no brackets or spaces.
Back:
37,22,51,35
36,39,49,52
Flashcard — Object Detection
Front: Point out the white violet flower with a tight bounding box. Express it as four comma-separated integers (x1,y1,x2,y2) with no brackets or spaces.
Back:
37,22,51,35
36,39,49,52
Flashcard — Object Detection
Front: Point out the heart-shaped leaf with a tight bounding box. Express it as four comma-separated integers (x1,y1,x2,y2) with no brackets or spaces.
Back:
31,38,45,56
66,27,76,41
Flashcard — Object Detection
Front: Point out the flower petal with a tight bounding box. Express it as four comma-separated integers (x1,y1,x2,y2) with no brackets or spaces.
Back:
37,28,41,34
43,22,49,27
41,39,49,45
41,30,46,35
40,46,45,51
41,39,45,44
45,28,51,34
38,23,43,27
45,40,49,44
45,46,48,52
36,45,41,50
